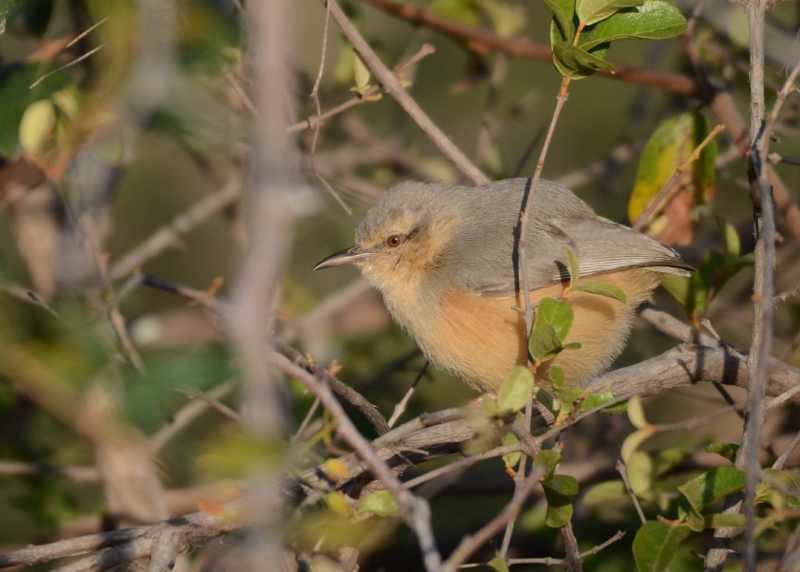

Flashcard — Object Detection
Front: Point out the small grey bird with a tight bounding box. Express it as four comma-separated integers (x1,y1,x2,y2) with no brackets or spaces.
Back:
315,178,690,392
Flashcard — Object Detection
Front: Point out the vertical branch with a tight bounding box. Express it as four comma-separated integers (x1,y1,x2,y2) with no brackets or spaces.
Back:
515,76,572,339
227,0,300,568
742,1,776,570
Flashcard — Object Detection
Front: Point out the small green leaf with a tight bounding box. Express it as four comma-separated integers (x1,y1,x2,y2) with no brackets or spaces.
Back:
621,427,655,463
430,0,481,27
705,442,738,463
577,0,643,26
358,490,400,517
552,40,615,78
535,449,562,477
626,451,654,497
545,0,577,41
542,474,579,528
537,298,575,343
580,390,615,412
549,365,566,387
575,281,628,303
352,53,371,95
488,555,511,572
632,521,691,572
703,512,745,529
497,366,535,412
580,0,688,51
627,396,648,429
677,466,745,514
502,432,522,472
19,99,56,156
723,222,741,256
530,324,561,362
583,480,627,507
478,0,527,37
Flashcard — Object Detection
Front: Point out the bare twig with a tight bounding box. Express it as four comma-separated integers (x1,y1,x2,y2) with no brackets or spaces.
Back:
742,3,776,569
149,380,237,453
560,522,584,572
460,530,625,568
109,181,240,281
325,0,489,185
616,460,646,524
360,0,698,96
516,75,573,337
443,469,542,572
388,361,429,428
271,351,444,571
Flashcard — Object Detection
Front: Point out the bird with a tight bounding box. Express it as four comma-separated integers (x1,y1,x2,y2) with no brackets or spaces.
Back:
314,178,691,393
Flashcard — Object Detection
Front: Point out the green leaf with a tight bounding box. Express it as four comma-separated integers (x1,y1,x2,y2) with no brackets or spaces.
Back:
575,281,627,303
0,63,70,156
632,521,690,572
545,0,576,41
705,442,739,463
19,99,56,156
577,0,643,26
430,0,481,27
535,449,562,477
536,298,574,343
703,512,745,529
358,490,400,517
542,474,579,528
530,324,561,362
579,390,615,412
549,365,566,387
626,451,654,497
352,53,372,95
502,432,522,471
580,0,688,51
627,395,648,429
477,0,527,37
583,480,627,507
622,428,655,464
677,466,745,514
497,366,535,413
628,111,717,226
488,555,511,572
723,222,741,256
552,40,615,78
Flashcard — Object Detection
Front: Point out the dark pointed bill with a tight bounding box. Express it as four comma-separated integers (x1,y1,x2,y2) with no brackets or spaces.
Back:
313,247,374,270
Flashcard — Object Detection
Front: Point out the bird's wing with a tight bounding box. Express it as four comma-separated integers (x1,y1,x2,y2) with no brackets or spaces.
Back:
462,213,691,296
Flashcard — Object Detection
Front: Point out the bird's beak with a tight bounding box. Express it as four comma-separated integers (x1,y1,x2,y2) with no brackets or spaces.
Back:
313,246,374,270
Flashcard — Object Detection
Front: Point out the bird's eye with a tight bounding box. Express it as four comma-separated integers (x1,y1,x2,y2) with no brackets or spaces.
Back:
385,234,404,248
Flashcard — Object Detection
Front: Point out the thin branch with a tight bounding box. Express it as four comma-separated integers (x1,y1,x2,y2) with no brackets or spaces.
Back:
271,351,444,572
742,2,776,570
516,75,573,337
109,181,240,281
360,0,699,96
443,469,542,572
325,0,489,185
616,460,646,524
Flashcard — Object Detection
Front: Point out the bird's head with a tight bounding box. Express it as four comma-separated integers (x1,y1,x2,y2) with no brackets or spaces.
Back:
314,182,459,292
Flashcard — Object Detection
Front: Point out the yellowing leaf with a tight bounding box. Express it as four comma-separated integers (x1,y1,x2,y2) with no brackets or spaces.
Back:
325,491,354,516
628,112,717,245
627,395,648,429
621,426,655,463
322,458,350,481
19,99,56,156
497,366,535,413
